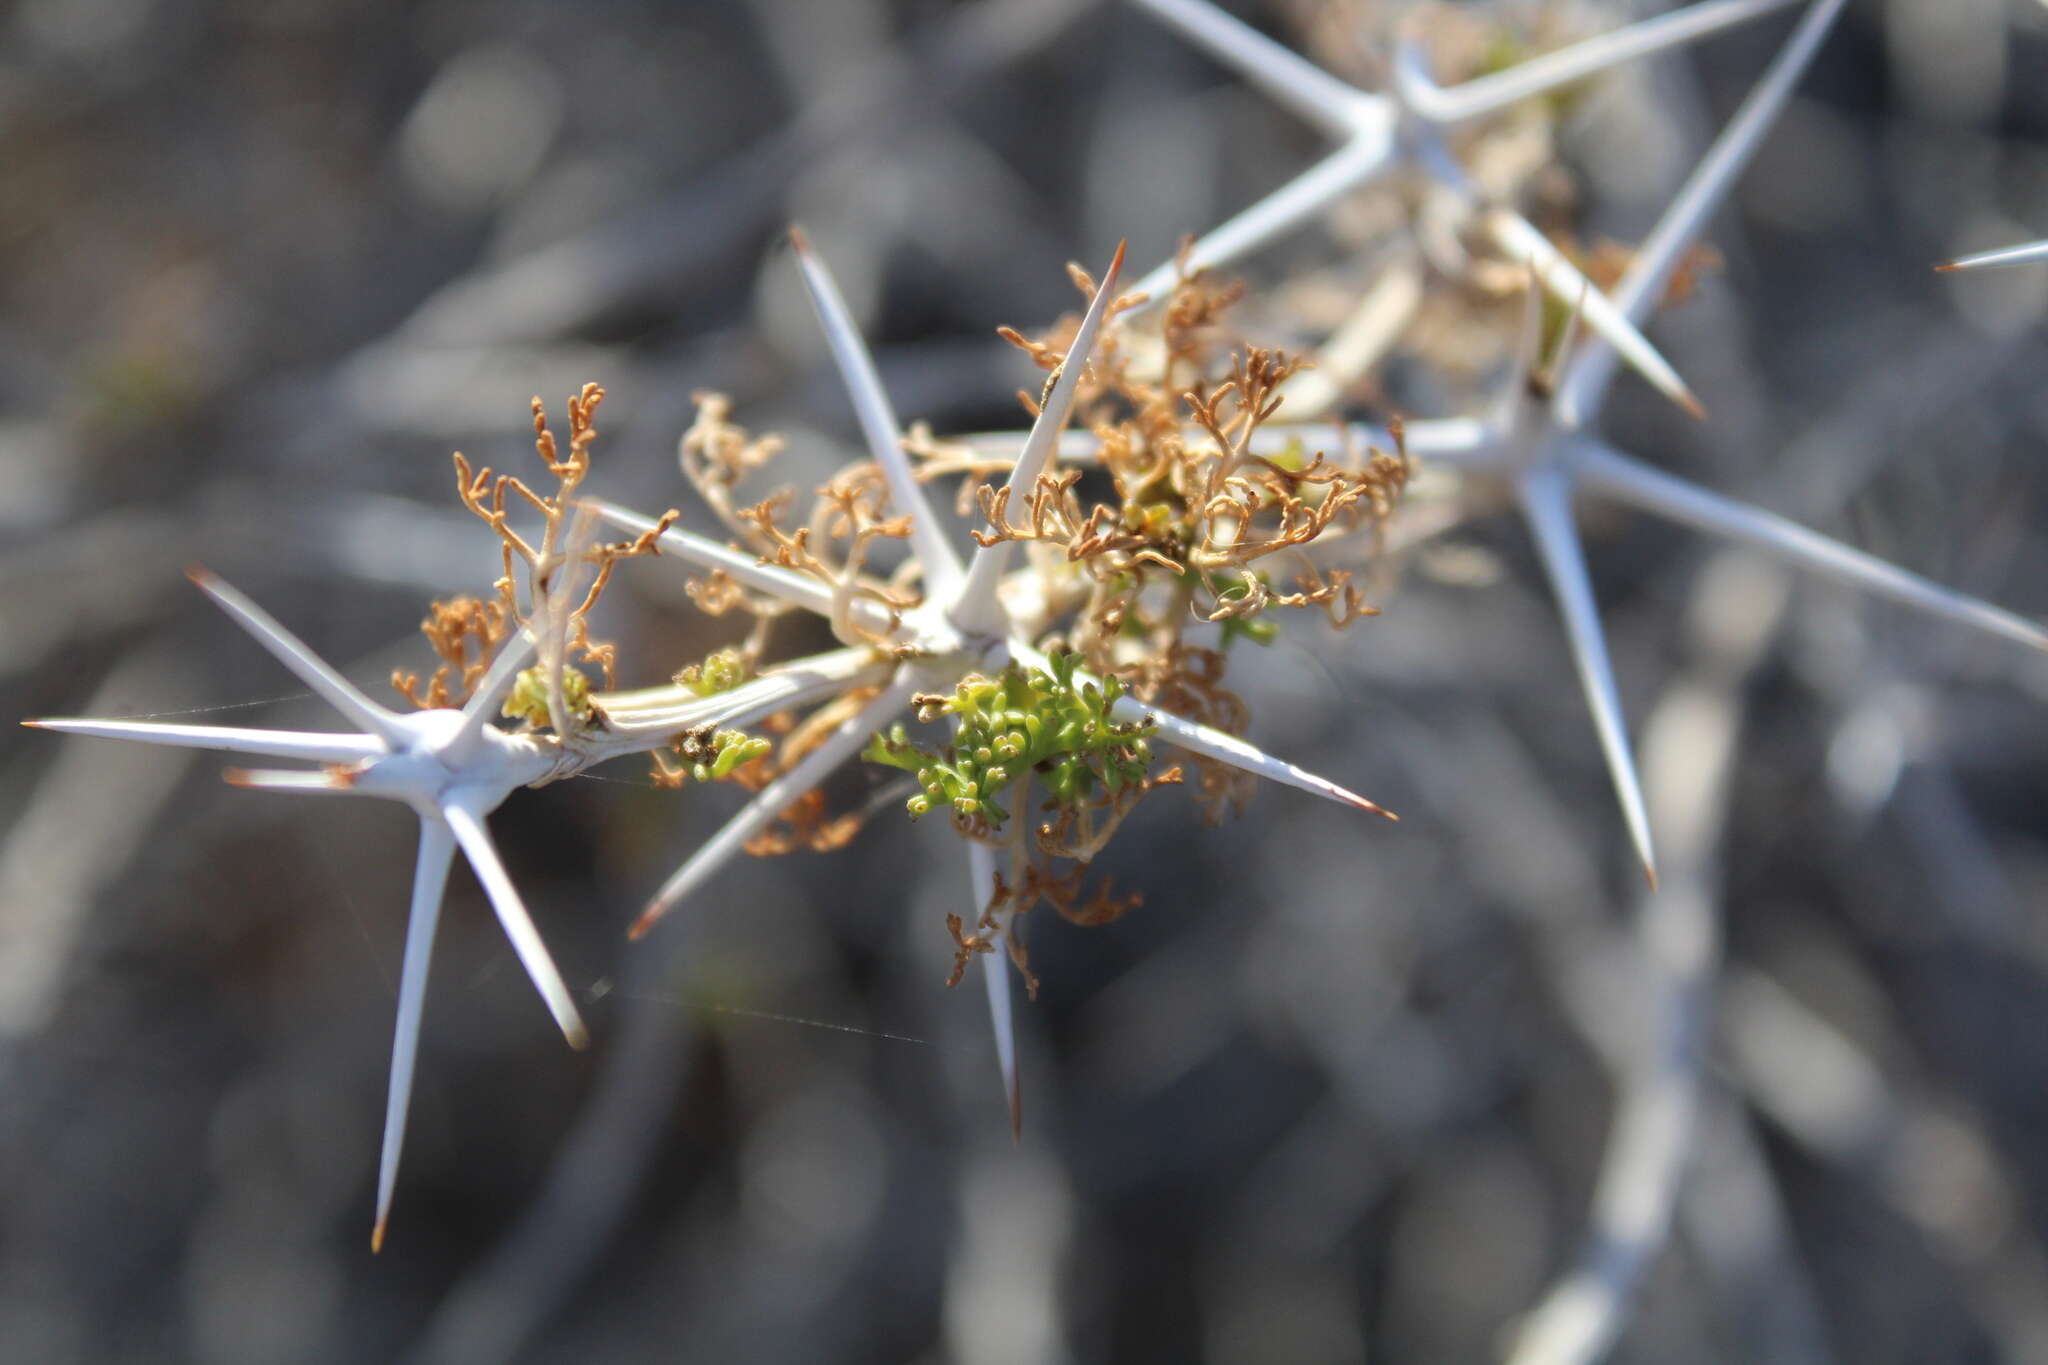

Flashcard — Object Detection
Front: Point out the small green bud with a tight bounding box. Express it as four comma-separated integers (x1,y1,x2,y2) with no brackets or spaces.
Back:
502,664,594,728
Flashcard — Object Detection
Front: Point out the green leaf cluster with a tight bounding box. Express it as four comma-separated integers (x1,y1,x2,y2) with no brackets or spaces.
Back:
864,651,1155,825
676,647,751,698
678,728,773,783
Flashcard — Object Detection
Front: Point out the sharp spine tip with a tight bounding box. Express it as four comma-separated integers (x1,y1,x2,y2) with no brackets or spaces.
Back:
1343,790,1399,820
370,1222,387,1255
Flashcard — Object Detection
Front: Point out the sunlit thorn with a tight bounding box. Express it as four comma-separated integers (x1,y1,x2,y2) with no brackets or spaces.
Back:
1556,0,1849,424
1936,239,2048,273
985,952,1021,1138
969,843,1022,1137
1419,0,1803,126
1516,470,1660,888
450,628,538,760
184,566,408,746
24,717,383,764
1006,642,1396,820
1568,438,2048,655
953,239,1127,635
631,679,918,937
787,226,963,592
443,801,589,1048
1482,210,1702,420
221,767,351,792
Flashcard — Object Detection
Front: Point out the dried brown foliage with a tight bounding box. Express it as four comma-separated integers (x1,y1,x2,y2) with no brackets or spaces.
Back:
391,595,512,710
678,391,924,647
402,383,676,722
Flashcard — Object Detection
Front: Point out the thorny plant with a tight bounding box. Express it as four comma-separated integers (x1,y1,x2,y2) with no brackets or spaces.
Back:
22,226,1411,1245
18,2,2048,1357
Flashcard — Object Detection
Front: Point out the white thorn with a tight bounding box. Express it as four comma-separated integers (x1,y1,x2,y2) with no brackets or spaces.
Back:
1517,468,1658,888
1124,0,1368,137
1485,211,1703,420
967,842,1021,1138
1308,417,1497,466
20,718,382,765
371,816,457,1255
953,241,1127,635
1568,439,2048,654
187,569,408,746
592,647,893,749
449,629,538,761
1387,28,1442,113
1136,697,1398,818
953,415,1498,471
220,767,356,794
1124,129,1394,310
630,676,918,938
1277,255,1427,420
1557,0,1849,424
442,799,588,1049
1937,239,2048,273
949,427,1105,464
1421,0,1804,126
788,228,963,594
586,500,849,621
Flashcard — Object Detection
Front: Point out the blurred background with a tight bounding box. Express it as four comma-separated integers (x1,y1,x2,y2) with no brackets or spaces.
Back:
5,0,2048,1360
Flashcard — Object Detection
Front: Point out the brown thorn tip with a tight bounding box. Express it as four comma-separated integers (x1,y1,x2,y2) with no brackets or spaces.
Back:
184,565,215,587
1934,261,1960,273
788,224,810,252
21,719,45,729
371,1221,386,1255
1643,862,1660,893
1344,789,1397,820
221,769,255,786
566,1022,591,1052
627,909,657,941
1676,389,1707,423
